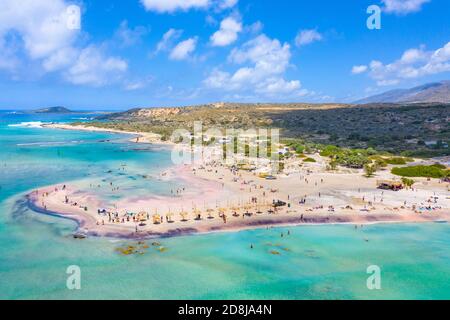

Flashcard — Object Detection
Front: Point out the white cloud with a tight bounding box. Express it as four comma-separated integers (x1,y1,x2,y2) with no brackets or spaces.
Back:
351,65,368,74
0,0,129,87
140,0,237,13
155,28,183,54
115,20,149,47
356,41,450,86
381,0,430,15
0,0,78,61
218,0,238,10
124,76,153,91
140,0,209,13
0,35,21,72
43,47,78,72
295,29,323,47
210,17,242,47
205,34,305,98
170,37,198,60
65,46,128,87
246,21,264,34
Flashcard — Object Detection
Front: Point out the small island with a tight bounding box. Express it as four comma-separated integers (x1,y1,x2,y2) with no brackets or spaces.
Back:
30,106,74,114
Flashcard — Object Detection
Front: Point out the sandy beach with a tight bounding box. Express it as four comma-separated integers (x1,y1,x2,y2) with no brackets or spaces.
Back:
43,123,168,145
27,125,450,239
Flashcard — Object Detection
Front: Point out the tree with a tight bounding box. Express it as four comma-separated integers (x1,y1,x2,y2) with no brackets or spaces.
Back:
401,178,415,189
326,160,338,171
364,164,376,177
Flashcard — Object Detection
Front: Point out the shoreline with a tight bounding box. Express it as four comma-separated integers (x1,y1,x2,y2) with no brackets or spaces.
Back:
28,122,450,240
42,123,173,146
27,188,449,240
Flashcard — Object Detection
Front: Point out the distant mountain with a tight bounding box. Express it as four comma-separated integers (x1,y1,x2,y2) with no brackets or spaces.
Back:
355,81,450,104
31,106,74,114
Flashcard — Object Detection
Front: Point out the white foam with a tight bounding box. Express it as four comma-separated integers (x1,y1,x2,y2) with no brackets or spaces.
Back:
8,121,46,128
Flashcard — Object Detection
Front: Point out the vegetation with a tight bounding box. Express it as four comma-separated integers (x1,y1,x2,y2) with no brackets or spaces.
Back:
401,177,416,188
364,164,377,177
384,157,414,165
303,157,316,163
392,165,450,178
75,101,449,159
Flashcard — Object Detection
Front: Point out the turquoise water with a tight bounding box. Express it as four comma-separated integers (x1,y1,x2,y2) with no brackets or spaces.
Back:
0,111,449,300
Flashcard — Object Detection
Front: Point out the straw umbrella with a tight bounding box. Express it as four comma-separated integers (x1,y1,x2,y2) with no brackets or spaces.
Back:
193,208,202,220
206,208,215,219
152,213,161,224
138,211,148,222
180,210,189,222
167,212,175,223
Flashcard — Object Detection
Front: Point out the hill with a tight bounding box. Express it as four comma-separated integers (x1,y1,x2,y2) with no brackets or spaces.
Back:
31,106,74,114
355,81,450,104
83,102,450,157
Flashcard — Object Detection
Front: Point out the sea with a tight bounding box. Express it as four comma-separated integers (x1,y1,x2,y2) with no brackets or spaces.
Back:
0,110,449,300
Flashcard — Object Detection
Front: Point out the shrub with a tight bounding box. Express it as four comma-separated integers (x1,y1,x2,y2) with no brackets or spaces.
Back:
364,164,376,177
392,165,449,178
303,157,317,163
385,157,407,165
401,178,415,188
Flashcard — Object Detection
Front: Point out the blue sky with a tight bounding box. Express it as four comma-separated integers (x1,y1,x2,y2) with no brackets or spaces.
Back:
0,0,449,110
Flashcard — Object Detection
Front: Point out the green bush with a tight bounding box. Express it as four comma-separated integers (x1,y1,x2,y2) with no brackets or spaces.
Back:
385,157,407,165
303,157,317,163
401,177,415,187
392,165,449,178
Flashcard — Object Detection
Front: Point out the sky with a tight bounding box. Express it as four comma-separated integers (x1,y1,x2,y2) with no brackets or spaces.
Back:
0,0,449,110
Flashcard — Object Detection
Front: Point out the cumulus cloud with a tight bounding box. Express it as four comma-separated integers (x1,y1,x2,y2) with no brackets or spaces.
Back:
0,0,129,86
0,0,78,61
381,0,430,15
155,28,183,54
140,0,238,13
218,0,239,10
351,65,368,74
353,42,450,86
295,29,323,47
114,20,149,47
170,37,198,60
124,76,153,91
65,46,128,86
210,17,242,47
204,34,305,97
140,0,209,13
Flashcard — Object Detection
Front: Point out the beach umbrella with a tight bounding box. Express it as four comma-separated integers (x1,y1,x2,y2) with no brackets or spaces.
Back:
206,208,215,219
138,211,148,222
179,211,189,221
166,212,174,222
152,214,161,224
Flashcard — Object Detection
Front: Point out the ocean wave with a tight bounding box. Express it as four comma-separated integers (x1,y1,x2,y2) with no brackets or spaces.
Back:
8,121,46,128
71,117,92,120
17,140,85,147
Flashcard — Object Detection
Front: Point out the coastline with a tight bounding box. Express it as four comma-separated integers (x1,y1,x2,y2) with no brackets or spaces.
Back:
26,189,449,240
29,122,450,240
43,123,172,145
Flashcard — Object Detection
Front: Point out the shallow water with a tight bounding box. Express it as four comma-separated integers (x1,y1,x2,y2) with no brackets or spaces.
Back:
0,111,449,300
